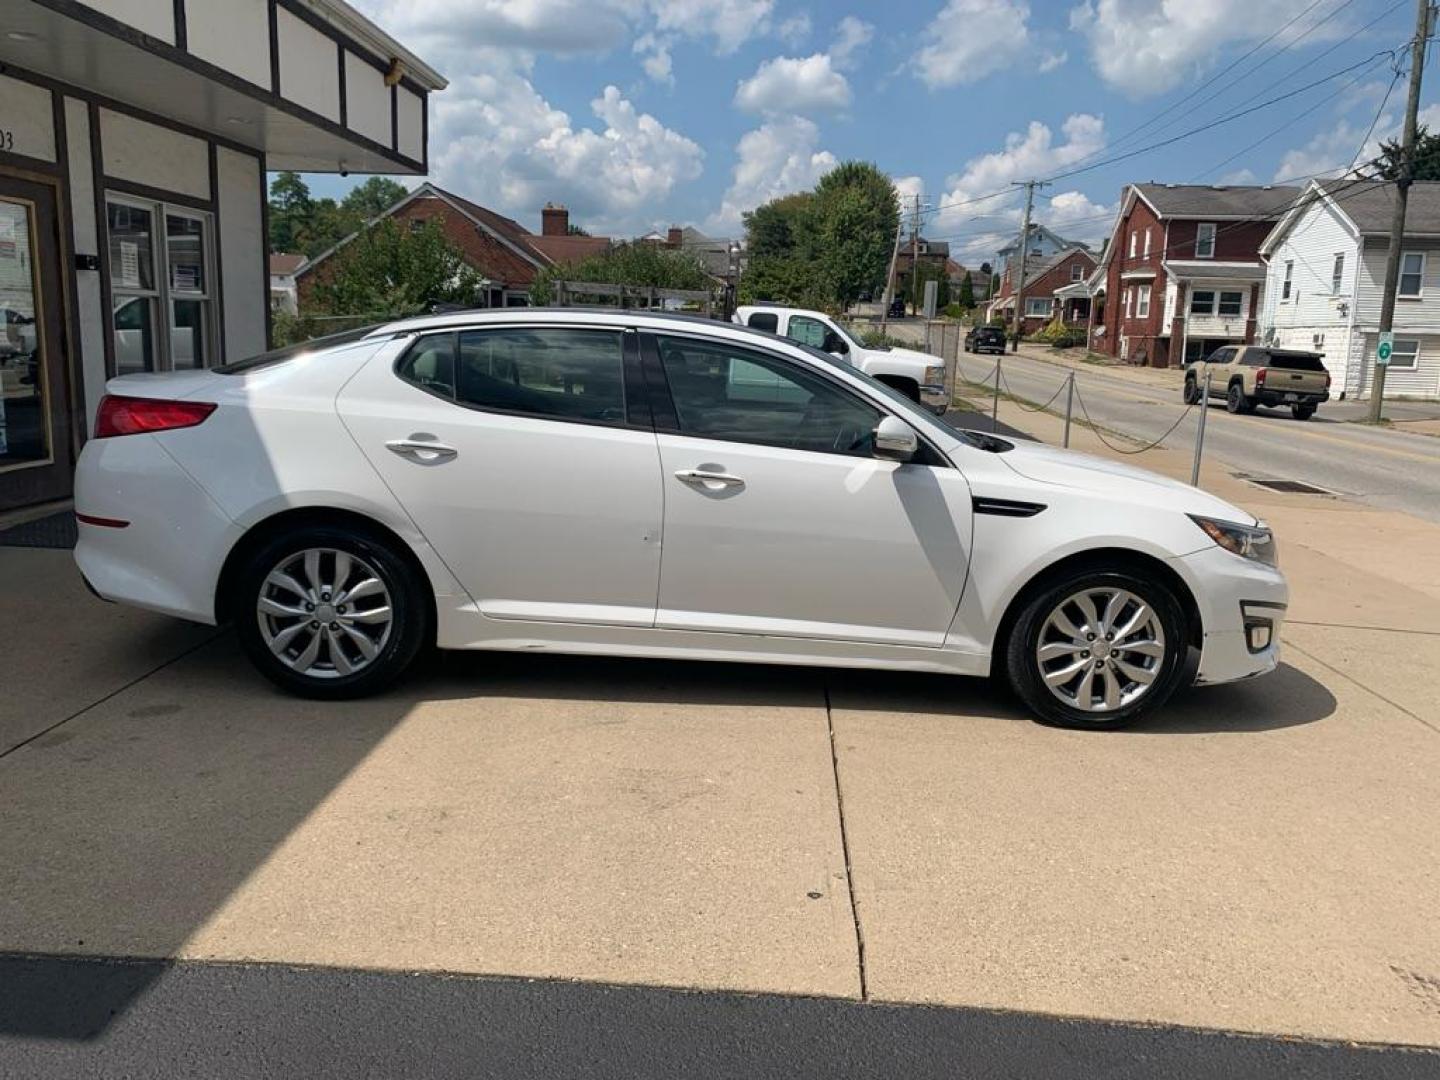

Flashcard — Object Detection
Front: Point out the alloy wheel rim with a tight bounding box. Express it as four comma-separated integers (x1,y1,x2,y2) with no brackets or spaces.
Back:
1035,587,1166,714
256,548,393,679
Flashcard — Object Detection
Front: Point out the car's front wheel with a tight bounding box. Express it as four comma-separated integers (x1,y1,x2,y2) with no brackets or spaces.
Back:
1183,376,1200,404
1005,567,1190,730
234,525,428,698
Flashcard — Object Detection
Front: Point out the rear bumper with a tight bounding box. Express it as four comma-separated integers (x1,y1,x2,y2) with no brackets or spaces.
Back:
1255,389,1328,407
73,434,238,624
1173,545,1289,686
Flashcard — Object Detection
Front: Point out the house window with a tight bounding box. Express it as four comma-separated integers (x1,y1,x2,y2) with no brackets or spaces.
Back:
1196,223,1217,259
410,218,427,233
1387,338,1420,369
1136,286,1151,318
1331,253,1344,294
1025,297,1051,317
1190,290,1216,315
1399,251,1425,298
1071,262,1084,282
108,197,216,374
1123,287,1132,319
1282,260,1294,300
1217,291,1243,317
1128,231,1137,259
1143,228,1151,259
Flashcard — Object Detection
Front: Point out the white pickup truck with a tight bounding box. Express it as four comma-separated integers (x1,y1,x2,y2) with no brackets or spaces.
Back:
734,305,949,415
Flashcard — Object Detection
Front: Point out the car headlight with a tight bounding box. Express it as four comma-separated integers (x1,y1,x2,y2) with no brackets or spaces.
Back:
1188,514,1278,566
924,364,945,385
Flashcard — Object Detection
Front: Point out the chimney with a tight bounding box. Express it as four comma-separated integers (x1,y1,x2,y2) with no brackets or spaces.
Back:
541,203,569,236
667,226,683,248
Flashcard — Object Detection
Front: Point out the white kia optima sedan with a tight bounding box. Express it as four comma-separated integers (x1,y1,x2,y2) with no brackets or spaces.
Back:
74,310,1287,729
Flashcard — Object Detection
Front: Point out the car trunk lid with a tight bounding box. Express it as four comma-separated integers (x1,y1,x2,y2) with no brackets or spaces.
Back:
1257,350,1329,394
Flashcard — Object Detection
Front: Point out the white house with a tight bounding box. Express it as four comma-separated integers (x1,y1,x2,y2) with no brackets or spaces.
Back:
0,0,444,520
269,253,306,314
1259,179,1440,400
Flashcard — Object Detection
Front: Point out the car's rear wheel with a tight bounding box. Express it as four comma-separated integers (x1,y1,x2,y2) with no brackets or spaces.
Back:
1005,568,1189,730
1291,404,1315,420
1226,383,1250,414
234,525,428,699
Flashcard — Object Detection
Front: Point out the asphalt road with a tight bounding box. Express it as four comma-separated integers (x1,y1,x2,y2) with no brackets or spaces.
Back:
3,954,1437,1079
949,347,1440,523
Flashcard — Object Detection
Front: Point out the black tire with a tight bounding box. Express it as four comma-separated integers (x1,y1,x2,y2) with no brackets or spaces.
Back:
233,524,429,699
1226,382,1251,414
1004,566,1190,731
1291,404,1315,420
1183,376,1199,405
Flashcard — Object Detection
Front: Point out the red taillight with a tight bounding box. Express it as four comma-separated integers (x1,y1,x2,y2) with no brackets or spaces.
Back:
1324,372,1332,388
1256,368,1268,385
95,395,216,438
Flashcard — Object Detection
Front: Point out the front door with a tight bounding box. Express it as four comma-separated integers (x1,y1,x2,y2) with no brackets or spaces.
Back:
645,331,972,647
0,174,71,511
338,324,664,628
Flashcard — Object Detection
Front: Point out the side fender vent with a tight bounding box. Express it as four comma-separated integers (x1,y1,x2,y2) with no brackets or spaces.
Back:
972,497,1047,518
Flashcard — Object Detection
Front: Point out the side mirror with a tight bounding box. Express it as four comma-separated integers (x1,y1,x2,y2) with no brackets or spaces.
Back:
873,416,918,462
823,330,849,355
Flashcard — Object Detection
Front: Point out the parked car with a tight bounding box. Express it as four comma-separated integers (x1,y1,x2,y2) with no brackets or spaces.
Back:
887,296,906,319
735,304,948,413
75,309,1287,730
965,325,1007,355
1184,345,1330,420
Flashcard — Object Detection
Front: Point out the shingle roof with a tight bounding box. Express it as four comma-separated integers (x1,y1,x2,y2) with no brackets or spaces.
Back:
1136,183,1300,218
528,234,612,266
269,253,306,276
1318,179,1440,234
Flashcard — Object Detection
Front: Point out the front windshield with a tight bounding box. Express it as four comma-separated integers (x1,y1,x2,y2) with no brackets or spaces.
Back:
832,320,865,350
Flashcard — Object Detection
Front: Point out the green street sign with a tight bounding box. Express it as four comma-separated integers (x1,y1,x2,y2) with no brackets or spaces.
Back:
1377,333,1393,365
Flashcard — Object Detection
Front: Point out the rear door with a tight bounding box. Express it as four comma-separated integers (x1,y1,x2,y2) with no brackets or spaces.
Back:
338,324,664,627
643,330,971,646
1259,351,1329,396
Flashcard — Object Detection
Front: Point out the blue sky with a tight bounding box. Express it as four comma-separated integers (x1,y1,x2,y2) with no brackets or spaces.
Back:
295,0,1435,266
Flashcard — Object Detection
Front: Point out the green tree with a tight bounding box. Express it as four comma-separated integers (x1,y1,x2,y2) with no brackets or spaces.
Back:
900,263,950,312
268,170,314,253
309,218,482,317
958,271,975,309
811,161,900,308
340,177,408,219
1368,124,1440,181
743,192,817,261
566,223,592,236
529,242,711,305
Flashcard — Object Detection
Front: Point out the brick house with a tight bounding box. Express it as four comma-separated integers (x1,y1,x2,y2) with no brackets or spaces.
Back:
1091,183,1299,367
986,247,1097,334
297,183,609,310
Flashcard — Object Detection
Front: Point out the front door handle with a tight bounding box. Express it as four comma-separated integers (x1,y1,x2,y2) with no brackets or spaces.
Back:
386,439,458,463
675,468,745,489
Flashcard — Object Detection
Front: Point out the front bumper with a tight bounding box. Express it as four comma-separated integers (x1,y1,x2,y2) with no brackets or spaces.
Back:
1174,544,1289,686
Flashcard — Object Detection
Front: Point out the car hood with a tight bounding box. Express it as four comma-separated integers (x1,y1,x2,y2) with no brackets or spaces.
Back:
996,439,1258,525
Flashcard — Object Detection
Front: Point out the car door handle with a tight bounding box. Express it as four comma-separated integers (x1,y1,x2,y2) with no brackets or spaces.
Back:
386,439,458,463
674,468,745,488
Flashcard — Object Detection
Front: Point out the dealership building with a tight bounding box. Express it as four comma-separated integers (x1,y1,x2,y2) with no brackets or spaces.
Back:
0,0,443,517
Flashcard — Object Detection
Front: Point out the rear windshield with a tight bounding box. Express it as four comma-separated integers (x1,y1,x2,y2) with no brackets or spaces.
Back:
975,327,1004,337
1257,350,1326,372
215,324,388,374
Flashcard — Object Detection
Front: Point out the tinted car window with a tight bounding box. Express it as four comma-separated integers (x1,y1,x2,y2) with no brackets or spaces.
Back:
442,327,628,425
655,334,880,457
395,333,457,397
746,312,779,333
1259,350,1326,372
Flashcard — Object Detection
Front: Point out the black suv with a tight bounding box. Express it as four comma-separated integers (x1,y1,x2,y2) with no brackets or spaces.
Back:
965,325,1007,355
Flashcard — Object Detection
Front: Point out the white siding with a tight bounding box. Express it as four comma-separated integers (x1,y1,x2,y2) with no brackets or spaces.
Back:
1353,332,1440,398
1186,285,1251,339
0,75,56,162
64,97,108,430
80,0,174,43
345,51,391,147
278,7,341,123
99,109,210,200
185,0,271,89
216,147,267,362
1262,194,1358,390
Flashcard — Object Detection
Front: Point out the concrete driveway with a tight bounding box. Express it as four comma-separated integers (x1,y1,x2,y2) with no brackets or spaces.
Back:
3,493,1440,1067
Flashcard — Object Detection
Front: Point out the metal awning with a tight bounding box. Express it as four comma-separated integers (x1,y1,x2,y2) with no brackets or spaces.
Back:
1163,261,1266,283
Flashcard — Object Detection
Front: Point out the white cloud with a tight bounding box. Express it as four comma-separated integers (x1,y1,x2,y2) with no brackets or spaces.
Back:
1218,168,1258,185
1045,189,1115,245
892,174,925,207
777,12,812,46
830,16,874,70
707,115,838,234
1038,50,1067,73
634,32,674,85
735,53,852,112
1270,102,1440,183
915,0,1031,88
1069,0,1348,98
651,0,776,54
428,70,703,234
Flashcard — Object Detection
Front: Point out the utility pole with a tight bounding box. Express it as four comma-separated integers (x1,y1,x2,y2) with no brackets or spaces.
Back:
1370,0,1432,421
1010,179,1049,353
909,193,922,318
879,208,905,333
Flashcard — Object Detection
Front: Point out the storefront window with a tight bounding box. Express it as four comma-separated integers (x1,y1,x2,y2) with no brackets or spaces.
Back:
0,198,49,470
107,197,215,373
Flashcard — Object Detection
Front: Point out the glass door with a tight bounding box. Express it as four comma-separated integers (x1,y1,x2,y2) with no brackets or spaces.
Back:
0,174,71,511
